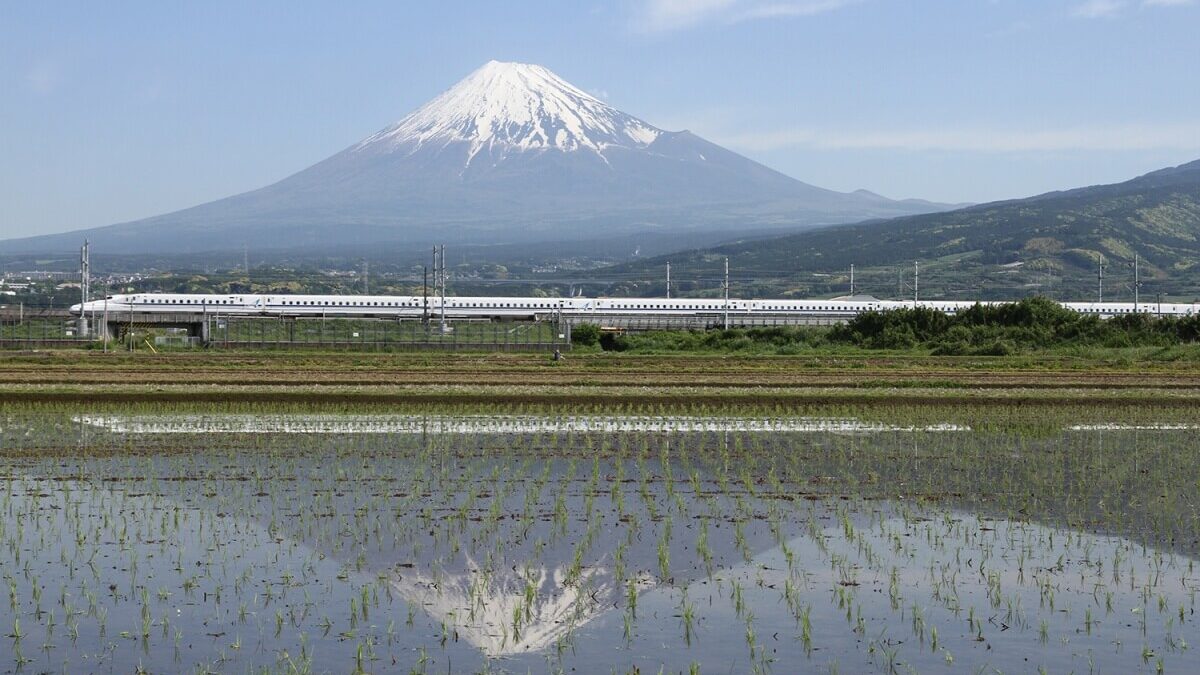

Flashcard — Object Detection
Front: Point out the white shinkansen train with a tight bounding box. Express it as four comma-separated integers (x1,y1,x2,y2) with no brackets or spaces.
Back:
71,293,1200,320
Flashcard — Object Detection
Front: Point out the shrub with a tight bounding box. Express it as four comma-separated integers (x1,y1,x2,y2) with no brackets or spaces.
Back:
599,332,629,351
571,322,600,347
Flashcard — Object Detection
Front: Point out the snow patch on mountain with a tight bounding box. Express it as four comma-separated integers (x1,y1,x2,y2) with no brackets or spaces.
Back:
355,61,662,165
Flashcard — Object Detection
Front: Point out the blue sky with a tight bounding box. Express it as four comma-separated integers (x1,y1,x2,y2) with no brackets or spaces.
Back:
3,0,1198,238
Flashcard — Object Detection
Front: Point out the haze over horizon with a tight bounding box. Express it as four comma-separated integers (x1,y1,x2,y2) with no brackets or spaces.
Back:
4,0,1199,239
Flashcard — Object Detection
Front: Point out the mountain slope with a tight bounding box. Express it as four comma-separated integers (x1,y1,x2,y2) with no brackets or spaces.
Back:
2,61,954,256
613,159,1200,299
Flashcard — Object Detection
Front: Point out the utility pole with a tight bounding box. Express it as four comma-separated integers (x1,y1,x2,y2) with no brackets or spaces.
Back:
362,259,369,295
914,261,919,304
1098,254,1105,303
79,240,90,338
666,261,671,299
422,265,429,326
1133,254,1140,311
243,245,249,282
723,257,730,330
850,263,855,297
102,281,108,353
80,240,89,308
439,244,447,334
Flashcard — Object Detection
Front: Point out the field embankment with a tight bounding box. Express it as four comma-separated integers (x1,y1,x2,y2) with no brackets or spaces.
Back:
3,350,1200,426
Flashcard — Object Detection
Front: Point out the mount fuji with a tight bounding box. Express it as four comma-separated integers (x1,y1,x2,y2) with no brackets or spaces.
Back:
3,61,957,256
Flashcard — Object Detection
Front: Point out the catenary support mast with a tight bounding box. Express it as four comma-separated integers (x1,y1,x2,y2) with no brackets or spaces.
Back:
723,257,730,330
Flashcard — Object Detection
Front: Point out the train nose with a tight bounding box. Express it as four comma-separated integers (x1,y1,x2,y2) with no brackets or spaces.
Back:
69,303,83,315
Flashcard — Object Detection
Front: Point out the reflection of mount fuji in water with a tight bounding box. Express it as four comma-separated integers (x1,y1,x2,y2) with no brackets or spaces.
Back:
161,448,806,657
388,562,654,656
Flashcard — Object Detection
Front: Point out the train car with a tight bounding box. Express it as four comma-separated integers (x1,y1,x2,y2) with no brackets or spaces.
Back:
70,293,1200,321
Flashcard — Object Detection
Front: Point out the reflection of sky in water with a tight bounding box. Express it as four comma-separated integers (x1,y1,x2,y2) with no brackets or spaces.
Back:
74,414,970,434
1,417,1198,672
69,414,1200,435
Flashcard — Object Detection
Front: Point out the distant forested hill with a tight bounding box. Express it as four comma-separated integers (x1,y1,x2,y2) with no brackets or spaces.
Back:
611,159,1200,301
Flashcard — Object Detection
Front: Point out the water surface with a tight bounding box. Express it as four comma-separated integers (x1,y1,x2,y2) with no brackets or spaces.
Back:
1,413,1197,673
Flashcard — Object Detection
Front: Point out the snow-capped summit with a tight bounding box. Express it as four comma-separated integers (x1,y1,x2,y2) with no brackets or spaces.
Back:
356,61,661,164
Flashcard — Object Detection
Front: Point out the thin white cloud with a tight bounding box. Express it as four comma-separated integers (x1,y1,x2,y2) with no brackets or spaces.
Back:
1071,0,1192,17
1071,0,1127,18
719,122,1200,153
634,0,857,32
735,0,859,20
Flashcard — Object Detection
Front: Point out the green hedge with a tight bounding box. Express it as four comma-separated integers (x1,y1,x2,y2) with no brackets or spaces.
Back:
590,297,1200,354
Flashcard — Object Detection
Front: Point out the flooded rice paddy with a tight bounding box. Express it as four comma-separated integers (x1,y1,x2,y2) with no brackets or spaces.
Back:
1,412,1198,673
